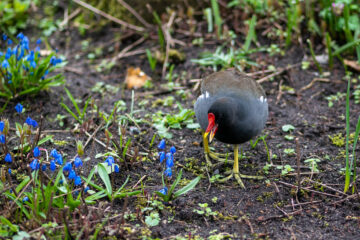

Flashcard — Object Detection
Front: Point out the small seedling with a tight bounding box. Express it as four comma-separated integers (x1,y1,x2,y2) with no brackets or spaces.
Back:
304,158,321,172
277,165,295,176
60,88,90,124
193,203,218,217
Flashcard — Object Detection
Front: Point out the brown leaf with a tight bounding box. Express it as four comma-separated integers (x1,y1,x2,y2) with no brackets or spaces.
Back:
344,59,360,72
125,67,151,89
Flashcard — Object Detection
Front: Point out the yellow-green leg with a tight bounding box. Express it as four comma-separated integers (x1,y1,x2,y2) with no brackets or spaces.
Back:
218,144,264,188
202,131,232,165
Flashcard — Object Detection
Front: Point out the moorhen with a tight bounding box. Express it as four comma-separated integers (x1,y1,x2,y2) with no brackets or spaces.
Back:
194,68,268,188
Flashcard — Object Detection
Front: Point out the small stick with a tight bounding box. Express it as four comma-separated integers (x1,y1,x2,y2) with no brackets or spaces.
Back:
284,200,322,208
162,12,176,79
84,123,104,149
257,63,301,83
59,8,82,27
116,0,152,28
132,175,147,189
306,179,347,196
73,0,144,32
278,181,342,198
111,36,146,62
299,78,330,92
295,138,301,193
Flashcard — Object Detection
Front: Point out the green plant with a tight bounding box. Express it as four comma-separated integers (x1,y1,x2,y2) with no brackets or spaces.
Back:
60,88,91,124
304,158,321,172
283,148,295,156
0,33,65,111
325,92,346,107
193,203,218,217
276,165,294,176
0,0,31,34
344,77,360,193
85,162,141,203
210,0,222,37
155,169,201,202
146,49,157,71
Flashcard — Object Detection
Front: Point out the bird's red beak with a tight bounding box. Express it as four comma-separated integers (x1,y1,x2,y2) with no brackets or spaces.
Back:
204,113,218,143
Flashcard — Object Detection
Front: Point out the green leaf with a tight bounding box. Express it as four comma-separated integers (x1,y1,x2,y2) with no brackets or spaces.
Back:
0,216,19,232
97,163,112,198
173,176,201,198
282,124,295,132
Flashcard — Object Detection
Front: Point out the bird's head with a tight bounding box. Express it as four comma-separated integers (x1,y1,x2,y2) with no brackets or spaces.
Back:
204,112,218,142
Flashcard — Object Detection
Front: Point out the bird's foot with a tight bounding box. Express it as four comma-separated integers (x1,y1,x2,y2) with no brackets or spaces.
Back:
217,170,264,188
207,151,233,162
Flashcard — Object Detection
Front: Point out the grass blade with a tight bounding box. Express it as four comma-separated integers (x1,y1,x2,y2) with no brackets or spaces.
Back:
64,88,81,116
243,15,257,52
344,78,351,193
97,163,112,198
173,176,201,198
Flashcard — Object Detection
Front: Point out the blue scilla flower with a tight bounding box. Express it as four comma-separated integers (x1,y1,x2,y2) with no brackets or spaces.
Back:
0,121,4,132
50,149,59,158
74,175,82,186
0,134,5,144
7,39,12,45
22,196,29,202
1,59,9,68
15,103,23,113
21,36,29,50
50,56,62,66
50,160,56,171
56,154,63,165
41,70,49,80
105,156,114,166
84,186,90,193
170,146,176,154
29,159,40,171
31,119,38,128
16,32,24,40
63,162,72,172
5,47,12,59
33,146,40,157
2,33,7,40
74,157,83,168
8,168,11,175
158,139,166,149
166,153,174,168
26,117,38,128
164,167,172,178
68,169,76,180
42,164,47,171
30,60,36,69
114,165,119,173
159,151,165,163
159,186,168,195
36,38,42,45
35,46,40,52
27,51,35,61
5,153,12,163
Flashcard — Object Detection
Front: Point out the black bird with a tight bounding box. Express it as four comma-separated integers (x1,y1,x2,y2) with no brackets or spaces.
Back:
194,69,268,187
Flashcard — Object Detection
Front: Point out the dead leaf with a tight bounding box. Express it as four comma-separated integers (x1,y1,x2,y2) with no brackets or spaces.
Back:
125,67,151,89
344,59,360,72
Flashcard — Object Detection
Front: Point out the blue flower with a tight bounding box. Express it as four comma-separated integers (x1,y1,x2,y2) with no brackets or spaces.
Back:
22,196,29,202
27,51,35,61
74,157,83,168
33,146,40,157
1,60,9,68
166,153,174,168
5,153,12,163
84,186,90,193
16,32,24,40
68,169,76,180
17,47,24,60
29,159,40,171
50,56,62,66
25,117,32,126
63,162,72,172
7,39,12,45
2,33,7,40
159,186,168,195
31,119,38,128
158,139,166,149
114,165,119,173
42,164,47,171
74,175,82,186
5,47,12,59
15,103,23,113
36,38,42,45
0,121,4,132
105,156,114,166
8,168,11,175
0,134,5,144
21,36,29,50
56,154,63,165
41,70,49,80
30,61,36,68
159,151,165,163
50,149,59,158
50,160,56,171
170,146,176,154
164,167,172,177
35,46,40,52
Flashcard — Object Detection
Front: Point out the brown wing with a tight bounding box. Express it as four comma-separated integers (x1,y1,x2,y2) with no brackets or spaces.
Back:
201,68,266,98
